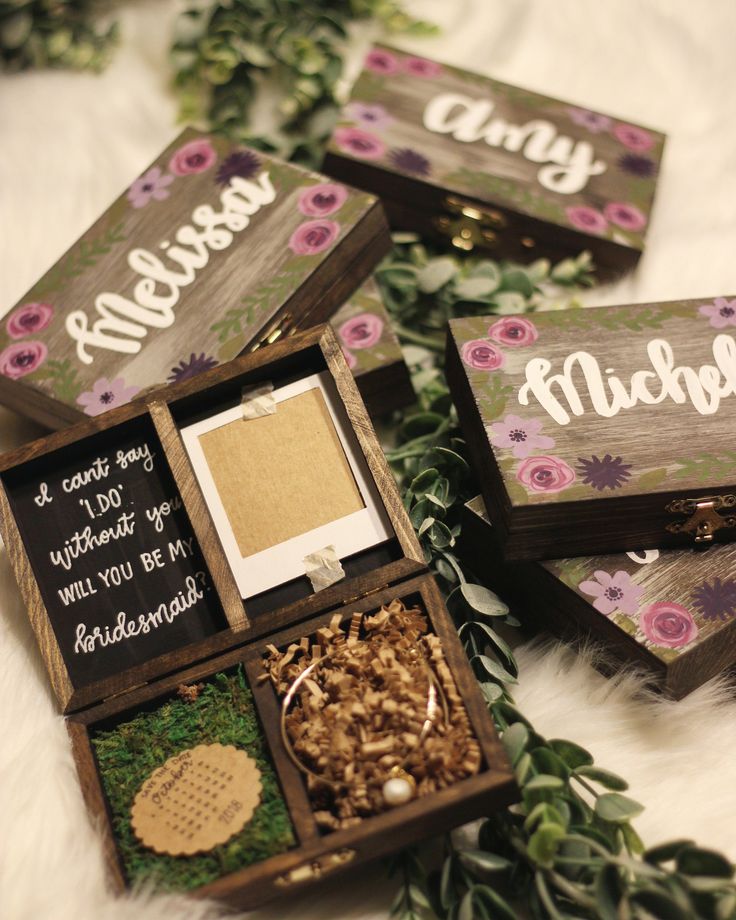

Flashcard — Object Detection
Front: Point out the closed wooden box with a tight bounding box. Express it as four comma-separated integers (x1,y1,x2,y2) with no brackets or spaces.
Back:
461,495,736,699
323,45,664,275
446,298,736,561
0,128,390,431
331,276,414,416
0,326,515,909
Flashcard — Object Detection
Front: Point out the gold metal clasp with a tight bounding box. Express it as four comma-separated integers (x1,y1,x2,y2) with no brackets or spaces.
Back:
665,494,736,544
433,196,507,251
275,849,356,887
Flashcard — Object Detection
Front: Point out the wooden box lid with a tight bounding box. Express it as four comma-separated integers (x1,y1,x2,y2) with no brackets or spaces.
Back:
0,326,424,713
461,495,736,699
330,275,415,417
323,45,664,274
446,298,736,561
1,128,389,431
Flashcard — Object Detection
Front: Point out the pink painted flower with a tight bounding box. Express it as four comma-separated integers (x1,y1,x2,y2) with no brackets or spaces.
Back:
168,138,217,176
603,202,647,231
567,108,612,133
566,206,608,235
338,312,384,350
0,341,47,378
342,347,357,370
288,220,341,255
578,570,645,616
613,123,654,152
333,126,386,160
488,316,538,347
640,601,698,648
364,48,399,74
298,183,348,217
404,56,443,78
489,414,555,459
6,302,53,339
76,377,141,416
517,455,575,494
344,101,393,130
698,297,736,329
460,339,504,371
127,166,174,208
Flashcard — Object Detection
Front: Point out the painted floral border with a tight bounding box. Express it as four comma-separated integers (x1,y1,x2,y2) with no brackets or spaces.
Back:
454,299,736,505
328,45,664,249
331,281,403,376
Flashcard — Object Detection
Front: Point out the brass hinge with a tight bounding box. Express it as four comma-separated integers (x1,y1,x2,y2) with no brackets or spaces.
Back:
104,681,147,702
433,195,507,251
665,494,736,544
249,312,295,352
343,583,390,605
275,848,356,887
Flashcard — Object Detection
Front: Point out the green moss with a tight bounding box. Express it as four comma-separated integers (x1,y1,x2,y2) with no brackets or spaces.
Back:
92,665,295,892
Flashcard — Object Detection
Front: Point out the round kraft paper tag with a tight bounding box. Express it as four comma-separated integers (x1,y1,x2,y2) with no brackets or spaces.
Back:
131,743,262,856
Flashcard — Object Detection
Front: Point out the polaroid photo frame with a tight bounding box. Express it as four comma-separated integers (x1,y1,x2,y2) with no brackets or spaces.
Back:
180,371,393,598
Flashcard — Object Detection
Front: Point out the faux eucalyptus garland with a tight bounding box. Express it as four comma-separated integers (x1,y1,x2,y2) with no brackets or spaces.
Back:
6,1,736,917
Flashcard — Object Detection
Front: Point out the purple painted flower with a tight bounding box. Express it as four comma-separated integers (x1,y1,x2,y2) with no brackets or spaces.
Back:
517,455,575,494
567,108,612,133
168,353,218,384
603,202,647,231
566,206,608,235
333,126,386,160
298,183,348,217
215,149,261,186
640,602,698,649
344,102,393,130
288,219,341,255
488,316,538,347
577,454,632,491
127,166,174,209
618,153,656,178
404,56,443,78
691,578,736,621
364,48,399,74
388,147,431,176
699,297,736,329
460,339,504,371
6,302,53,339
76,377,140,416
579,569,645,616
489,414,555,459
338,313,384,350
168,138,217,176
0,341,47,378
613,123,654,152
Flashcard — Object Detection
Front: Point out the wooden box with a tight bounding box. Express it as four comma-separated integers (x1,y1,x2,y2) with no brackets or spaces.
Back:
331,275,414,416
0,325,515,909
446,298,736,561
323,45,664,275
0,127,390,431
461,496,736,699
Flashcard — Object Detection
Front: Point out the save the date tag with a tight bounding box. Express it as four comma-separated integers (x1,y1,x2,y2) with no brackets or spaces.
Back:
131,743,262,856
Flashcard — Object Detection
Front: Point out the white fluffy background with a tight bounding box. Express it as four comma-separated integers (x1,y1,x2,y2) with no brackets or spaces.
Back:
2,2,736,918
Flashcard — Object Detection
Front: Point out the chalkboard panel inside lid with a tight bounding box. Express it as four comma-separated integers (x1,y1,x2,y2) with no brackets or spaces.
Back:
0,325,517,909
460,495,736,699
330,275,415,416
446,297,736,562
0,128,390,432
323,45,664,277
0,325,424,713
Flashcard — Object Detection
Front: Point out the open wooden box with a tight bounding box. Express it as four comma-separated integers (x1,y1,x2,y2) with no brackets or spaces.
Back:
446,298,736,562
461,496,736,700
323,45,664,276
0,326,515,909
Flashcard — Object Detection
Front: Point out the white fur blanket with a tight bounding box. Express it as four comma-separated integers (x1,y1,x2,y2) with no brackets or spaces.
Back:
2,2,736,918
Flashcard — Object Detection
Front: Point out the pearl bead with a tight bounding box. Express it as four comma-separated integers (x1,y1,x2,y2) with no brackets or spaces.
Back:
382,776,414,807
